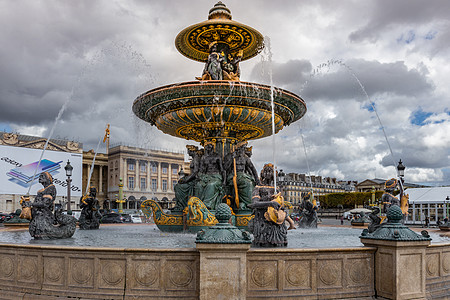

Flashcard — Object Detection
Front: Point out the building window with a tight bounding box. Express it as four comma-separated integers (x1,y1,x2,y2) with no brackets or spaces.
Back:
152,179,157,191
140,164,146,172
172,180,177,189
128,162,135,171
162,167,168,174
152,164,157,173
162,179,167,192
140,178,146,190
172,167,178,175
128,176,135,189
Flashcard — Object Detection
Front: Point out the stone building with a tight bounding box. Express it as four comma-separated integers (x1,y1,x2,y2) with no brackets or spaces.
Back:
278,171,351,208
356,178,426,193
106,144,189,210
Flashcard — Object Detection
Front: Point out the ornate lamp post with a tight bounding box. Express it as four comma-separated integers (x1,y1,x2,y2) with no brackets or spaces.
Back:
64,160,73,214
278,169,286,202
446,196,450,220
396,159,405,201
371,186,376,206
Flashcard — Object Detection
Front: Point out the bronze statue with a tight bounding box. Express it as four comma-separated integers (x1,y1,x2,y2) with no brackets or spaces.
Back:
197,41,225,80
248,164,294,247
381,178,400,212
174,145,202,211
224,141,259,210
222,49,243,80
78,187,102,230
195,142,225,210
368,207,382,233
23,172,76,239
297,192,318,228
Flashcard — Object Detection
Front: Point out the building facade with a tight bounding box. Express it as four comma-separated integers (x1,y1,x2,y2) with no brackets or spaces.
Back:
279,172,353,208
106,144,189,210
356,178,426,193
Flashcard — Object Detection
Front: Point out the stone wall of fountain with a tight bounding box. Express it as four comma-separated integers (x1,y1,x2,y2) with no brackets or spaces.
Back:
0,242,448,299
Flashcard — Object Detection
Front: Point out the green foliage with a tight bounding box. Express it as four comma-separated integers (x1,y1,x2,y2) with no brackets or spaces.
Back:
318,191,384,209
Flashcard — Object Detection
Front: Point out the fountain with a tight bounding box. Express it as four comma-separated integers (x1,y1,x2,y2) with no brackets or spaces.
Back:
135,1,306,233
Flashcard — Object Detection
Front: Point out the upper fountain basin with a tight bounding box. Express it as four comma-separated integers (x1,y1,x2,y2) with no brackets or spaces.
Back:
132,80,307,143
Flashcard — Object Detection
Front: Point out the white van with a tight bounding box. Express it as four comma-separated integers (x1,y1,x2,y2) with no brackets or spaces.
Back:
130,214,142,223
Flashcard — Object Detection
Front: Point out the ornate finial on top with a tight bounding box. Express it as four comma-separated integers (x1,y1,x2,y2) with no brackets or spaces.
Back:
215,203,233,223
386,205,403,223
208,2,232,20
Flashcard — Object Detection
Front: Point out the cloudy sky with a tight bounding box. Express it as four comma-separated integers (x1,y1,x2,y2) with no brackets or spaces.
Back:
1,0,449,185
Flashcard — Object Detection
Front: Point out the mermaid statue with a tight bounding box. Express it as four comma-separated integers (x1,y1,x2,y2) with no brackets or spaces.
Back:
21,172,77,239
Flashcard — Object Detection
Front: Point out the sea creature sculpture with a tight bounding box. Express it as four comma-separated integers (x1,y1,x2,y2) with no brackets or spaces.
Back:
186,196,218,226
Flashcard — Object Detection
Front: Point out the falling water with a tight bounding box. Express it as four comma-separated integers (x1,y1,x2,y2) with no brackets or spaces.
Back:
27,41,154,199
263,36,277,190
313,60,397,165
299,130,314,198
85,132,105,195
26,86,81,195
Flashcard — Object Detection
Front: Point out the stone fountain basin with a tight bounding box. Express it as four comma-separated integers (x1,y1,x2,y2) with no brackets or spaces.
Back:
132,81,307,142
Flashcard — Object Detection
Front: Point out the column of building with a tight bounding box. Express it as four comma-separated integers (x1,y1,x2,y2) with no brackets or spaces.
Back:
99,166,103,194
146,161,150,193
122,158,127,193
135,159,139,191
157,161,162,193
168,164,172,192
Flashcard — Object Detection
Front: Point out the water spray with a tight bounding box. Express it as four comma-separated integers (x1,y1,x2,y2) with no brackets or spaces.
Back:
264,36,278,190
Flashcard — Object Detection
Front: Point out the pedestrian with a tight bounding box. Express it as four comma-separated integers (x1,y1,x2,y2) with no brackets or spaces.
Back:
340,215,344,225
425,217,429,228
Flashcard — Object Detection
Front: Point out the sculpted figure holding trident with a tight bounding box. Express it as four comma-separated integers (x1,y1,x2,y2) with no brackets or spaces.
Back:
195,141,225,210
224,141,259,210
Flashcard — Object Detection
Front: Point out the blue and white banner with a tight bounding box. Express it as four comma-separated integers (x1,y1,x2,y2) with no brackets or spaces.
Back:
0,145,82,196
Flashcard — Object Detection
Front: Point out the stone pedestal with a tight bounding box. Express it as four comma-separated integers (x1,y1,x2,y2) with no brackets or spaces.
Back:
360,205,431,300
195,203,252,300
197,243,250,300
361,238,430,300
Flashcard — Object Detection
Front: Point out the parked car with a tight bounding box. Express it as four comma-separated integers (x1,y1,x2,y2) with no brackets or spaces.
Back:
100,213,124,224
0,212,15,223
121,214,132,223
130,214,142,223
0,213,11,223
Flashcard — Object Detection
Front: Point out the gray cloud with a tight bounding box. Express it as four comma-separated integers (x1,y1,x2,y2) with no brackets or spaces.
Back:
348,0,450,43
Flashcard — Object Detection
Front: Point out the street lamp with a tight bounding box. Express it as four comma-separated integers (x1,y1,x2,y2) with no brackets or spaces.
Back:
396,159,405,200
446,196,450,220
397,159,405,181
278,169,286,201
64,160,73,214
